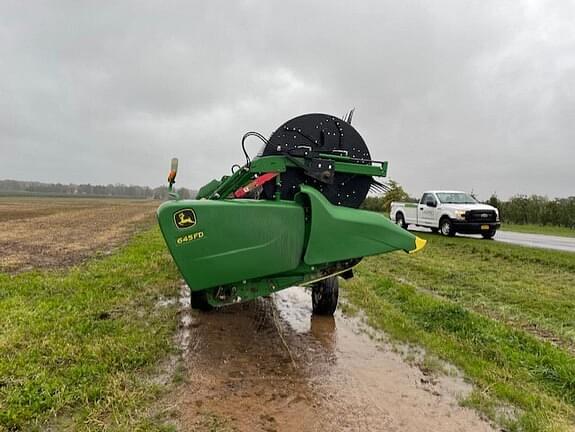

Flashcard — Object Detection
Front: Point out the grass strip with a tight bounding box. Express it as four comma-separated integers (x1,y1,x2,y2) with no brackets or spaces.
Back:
0,228,181,431
371,234,575,348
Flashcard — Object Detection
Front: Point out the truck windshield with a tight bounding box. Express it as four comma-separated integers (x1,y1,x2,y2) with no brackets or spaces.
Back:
436,193,477,204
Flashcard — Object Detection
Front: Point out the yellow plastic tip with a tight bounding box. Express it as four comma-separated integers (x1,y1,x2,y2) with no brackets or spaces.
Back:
409,236,427,254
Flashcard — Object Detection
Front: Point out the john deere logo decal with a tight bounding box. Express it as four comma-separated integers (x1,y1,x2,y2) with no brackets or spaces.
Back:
174,209,196,229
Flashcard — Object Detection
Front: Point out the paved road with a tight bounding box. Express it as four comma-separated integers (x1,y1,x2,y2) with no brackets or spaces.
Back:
494,230,575,253
411,226,575,253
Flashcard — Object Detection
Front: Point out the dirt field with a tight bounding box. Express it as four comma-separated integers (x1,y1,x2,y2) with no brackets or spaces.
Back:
0,197,158,272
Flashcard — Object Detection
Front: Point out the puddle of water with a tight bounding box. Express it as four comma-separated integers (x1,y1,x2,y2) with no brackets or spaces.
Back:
151,284,194,387
179,287,191,308
177,284,193,355
275,288,489,430
169,286,496,432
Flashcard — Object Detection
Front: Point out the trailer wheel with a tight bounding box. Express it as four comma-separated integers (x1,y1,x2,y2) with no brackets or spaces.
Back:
396,213,408,230
191,291,213,311
312,276,339,316
440,217,455,237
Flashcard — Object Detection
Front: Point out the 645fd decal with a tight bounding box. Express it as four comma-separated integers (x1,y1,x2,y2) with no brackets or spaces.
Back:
173,209,196,229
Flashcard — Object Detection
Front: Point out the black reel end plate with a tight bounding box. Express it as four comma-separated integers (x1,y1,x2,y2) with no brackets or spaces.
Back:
261,113,373,208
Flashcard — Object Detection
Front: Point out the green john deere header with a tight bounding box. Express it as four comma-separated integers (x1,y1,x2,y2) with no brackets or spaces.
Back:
157,112,425,314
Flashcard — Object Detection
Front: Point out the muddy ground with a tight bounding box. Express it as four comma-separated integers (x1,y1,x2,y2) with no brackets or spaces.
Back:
0,197,157,272
167,286,496,432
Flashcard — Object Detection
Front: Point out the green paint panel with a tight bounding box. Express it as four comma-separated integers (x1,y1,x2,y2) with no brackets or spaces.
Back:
157,199,305,291
298,186,419,265
196,178,223,199
331,160,386,176
249,156,288,173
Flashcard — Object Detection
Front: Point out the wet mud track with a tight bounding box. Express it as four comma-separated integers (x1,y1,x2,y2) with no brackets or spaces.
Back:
173,287,495,431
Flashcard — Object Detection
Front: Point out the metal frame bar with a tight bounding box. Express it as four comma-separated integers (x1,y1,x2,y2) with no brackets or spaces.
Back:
204,154,388,200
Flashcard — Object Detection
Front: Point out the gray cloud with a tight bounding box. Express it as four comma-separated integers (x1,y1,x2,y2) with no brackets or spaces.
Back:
1,0,573,199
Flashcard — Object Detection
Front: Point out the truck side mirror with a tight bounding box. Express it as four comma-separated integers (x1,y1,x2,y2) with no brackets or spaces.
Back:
426,200,436,208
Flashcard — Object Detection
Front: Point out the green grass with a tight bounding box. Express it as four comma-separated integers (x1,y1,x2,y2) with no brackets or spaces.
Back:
0,228,182,431
501,223,575,238
379,234,575,347
343,234,575,431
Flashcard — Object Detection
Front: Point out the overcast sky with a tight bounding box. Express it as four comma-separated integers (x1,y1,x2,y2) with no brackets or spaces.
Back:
1,0,573,199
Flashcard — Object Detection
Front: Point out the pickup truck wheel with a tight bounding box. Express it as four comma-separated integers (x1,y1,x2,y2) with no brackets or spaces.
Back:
482,230,496,240
440,218,456,237
396,213,408,230
312,276,339,316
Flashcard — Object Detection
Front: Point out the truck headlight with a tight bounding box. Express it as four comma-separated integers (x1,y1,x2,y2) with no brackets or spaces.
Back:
454,210,466,220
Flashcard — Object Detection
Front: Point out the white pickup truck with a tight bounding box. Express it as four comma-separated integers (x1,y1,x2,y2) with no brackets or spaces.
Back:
390,191,501,239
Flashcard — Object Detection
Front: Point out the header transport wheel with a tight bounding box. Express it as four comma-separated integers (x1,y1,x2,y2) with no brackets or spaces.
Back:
191,291,213,311
311,276,339,315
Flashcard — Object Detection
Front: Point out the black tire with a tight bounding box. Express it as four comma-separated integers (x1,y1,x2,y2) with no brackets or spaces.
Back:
312,276,339,316
482,230,496,240
440,217,456,237
396,212,408,230
191,291,213,311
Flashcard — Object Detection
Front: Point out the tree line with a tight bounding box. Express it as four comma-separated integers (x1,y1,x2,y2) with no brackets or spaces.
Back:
486,194,575,228
0,180,196,200
361,181,575,228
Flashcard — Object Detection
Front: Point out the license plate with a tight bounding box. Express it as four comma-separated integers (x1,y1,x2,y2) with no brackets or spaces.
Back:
481,224,490,230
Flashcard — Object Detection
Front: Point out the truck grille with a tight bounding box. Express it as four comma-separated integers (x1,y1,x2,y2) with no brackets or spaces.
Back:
466,210,497,223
